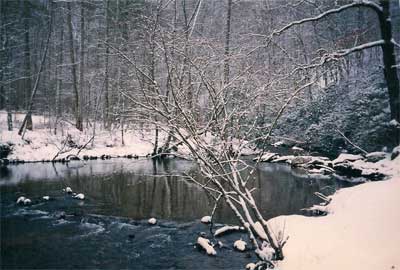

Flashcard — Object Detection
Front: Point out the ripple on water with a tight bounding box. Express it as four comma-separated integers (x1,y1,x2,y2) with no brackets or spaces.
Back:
146,233,172,249
53,219,74,226
77,221,106,237
11,208,49,217
109,221,139,231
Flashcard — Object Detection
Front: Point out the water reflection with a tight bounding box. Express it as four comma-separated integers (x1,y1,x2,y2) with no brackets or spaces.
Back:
0,159,350,223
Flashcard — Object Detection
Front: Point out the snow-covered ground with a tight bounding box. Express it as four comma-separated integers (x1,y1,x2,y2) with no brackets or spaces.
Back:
0,111,257,161
271,154,400,270
0,111,155,161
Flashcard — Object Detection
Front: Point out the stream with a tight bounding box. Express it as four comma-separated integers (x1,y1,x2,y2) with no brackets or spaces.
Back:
0,158,353,269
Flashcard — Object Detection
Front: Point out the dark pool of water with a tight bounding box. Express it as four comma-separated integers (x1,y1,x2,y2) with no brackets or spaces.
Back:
0,158,352,269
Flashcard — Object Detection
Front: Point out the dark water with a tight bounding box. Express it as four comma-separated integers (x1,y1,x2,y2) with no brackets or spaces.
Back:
0,158,352,269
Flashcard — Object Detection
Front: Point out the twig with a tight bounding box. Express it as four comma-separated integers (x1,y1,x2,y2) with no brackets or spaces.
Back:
52,137,70,161
335,129,368,155
314,192,331,203
76,135,95,156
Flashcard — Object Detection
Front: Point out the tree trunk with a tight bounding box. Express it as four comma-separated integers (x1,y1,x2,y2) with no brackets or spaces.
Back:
23,0,32,130
104,0,111,129
223,0,232,86
54,12,64,135
67,2,83,131
18,2,53,136
7,111,12,131
378,0,400,143
79,2,85,128
0,0,5,110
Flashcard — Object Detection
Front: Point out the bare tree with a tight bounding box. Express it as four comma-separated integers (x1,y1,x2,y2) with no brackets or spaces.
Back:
67,1,83,131
18,1,54,136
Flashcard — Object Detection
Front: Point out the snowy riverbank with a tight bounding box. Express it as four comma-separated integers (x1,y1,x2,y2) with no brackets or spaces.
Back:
0,111,259,162
270,154,400,270
0,111,165,161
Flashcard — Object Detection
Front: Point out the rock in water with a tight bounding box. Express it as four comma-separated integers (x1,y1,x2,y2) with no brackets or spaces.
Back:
256,152,278,162
65,187,73,193
200,216,212,224
42,196,50,201
291,156,312,167
246,263,257,270
16,196,26,204
233,239,247,251
23,198,31,205
73,193,85,200
148,218,157,225
197,237,216,255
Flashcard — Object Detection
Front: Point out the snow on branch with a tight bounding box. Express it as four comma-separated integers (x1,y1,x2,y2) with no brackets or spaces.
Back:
271,1,382,38
392,39,400,49
333,40,385,57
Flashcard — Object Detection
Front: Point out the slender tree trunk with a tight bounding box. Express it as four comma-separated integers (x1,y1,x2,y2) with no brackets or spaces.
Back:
378,1,400,122
54,14,64,135
24,0,32,130
7,112,13,131
104,0,111,129
0,0,5,110
1,0,11,127
378,0,400,144
67,2,83,131
223,0,232,86
151,43,159,156
79,2,85,128
18,2,54,136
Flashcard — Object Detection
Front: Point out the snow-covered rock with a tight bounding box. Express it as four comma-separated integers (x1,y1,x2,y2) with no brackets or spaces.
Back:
197,237,216,255
333,153,363,165
308,167,333,175
272,141,285,147
16,196,26,204
23,198,32,205
256,152,278,162
292,146,304,151
65,187,73,193
271,155,296,164
291,156,313,167
333,162,362,177
200,216,212,224
292,155,328,166
16,196,31,205
246,263,257,270
366,152,387,163
148,218,157,225
42,196,50,201
214,225,243,237
389,119,400,128
233,239,247,251
73,193,85,200
392,146,400,160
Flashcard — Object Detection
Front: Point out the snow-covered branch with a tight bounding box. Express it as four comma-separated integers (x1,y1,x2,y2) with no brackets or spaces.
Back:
334,40,385,57
271,1,382,38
